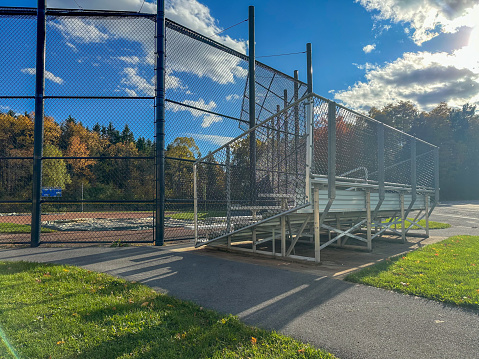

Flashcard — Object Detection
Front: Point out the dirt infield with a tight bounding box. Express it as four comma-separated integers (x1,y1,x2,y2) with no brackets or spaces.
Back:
0,212,194,243
0,212,153,225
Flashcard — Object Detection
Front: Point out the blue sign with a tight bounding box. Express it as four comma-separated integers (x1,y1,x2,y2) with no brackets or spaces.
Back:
41,187,62,197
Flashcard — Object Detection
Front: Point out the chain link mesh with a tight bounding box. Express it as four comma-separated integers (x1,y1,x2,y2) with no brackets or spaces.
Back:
195,96,309,242
335,105,378,181
416,140,435,189
0,14,36,96
0,9,307,244
0,8,436,245
312,96,329,176
0,98,34,240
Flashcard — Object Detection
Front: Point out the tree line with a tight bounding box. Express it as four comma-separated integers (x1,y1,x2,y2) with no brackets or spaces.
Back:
1,99,477,209
0,111,156,205
368,101,478,200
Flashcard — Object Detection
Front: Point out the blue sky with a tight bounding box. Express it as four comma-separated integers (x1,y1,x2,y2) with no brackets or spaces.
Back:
1,0,478,154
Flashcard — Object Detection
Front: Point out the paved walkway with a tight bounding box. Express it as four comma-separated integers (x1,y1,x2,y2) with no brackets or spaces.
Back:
0,244,478,359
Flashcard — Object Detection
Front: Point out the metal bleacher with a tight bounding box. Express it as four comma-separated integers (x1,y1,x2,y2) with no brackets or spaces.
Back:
193,93,439,263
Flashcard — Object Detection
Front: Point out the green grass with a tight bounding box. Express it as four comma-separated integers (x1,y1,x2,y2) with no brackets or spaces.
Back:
346,235,479,309
0,261,337,359
0,223,56,234
168,211,226,220
382,218,451,230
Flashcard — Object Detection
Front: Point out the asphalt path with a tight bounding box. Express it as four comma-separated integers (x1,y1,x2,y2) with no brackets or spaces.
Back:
0,243,478,359
428,200,479,238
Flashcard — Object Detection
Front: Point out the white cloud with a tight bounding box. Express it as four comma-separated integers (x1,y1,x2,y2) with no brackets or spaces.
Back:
168,98,216,115
48,0,247,86
65,42,78,52
363,44,376,53
165,69,184,90
335,47,479,111
123,88,138,97
49,18,110,43
185,133,233,146
116,56,141,64
119,67,184,96
201,114,222,128
21,68,65,85
353,62,379,71
120,67,154,95
165,0,246,54
357,0,479,45
167,98,223,128
226,94,241,101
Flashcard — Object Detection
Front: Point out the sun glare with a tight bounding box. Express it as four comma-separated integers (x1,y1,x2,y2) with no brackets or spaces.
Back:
454,27,479,71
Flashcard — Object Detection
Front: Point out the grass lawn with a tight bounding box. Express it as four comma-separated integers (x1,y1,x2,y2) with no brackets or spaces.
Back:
0,261,337,359
346,235,479,309
382,218,451,229
168,211,226,221
0,223,56,234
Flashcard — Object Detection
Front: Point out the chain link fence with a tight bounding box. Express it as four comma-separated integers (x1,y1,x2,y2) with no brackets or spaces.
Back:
0,7,307,244
194,95,310,244
196,93,438,244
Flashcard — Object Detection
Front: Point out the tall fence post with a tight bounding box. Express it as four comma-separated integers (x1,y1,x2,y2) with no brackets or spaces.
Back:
305,44,313,202
155,0,166,246
193,163,198,244
248,5,256,204
226,146,231,232
306,43,313,94
293,70,299,175
31,0,46,247
283,89,288,191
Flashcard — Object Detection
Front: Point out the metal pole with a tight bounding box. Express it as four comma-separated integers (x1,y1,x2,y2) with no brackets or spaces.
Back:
276,104,281,193
305,96,313,203
306,43,313,94
284,89,288,192
31,0,46,247
314,185,320,262
425,194,430,238
249,5,256,204
328,101,336,200
294,70,299,176
193,164,198,244
226,146,231,232
155,0,166,246
400,193,406,242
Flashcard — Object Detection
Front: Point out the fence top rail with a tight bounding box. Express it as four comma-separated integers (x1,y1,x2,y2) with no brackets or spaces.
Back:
0,7,153,17
194,92,313,164
312,93,438,148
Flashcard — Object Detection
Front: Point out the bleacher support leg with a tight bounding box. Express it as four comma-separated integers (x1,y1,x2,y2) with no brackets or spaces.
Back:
272,228,276,255
366,190,372,252
314,185,320,263
425,195,430,238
